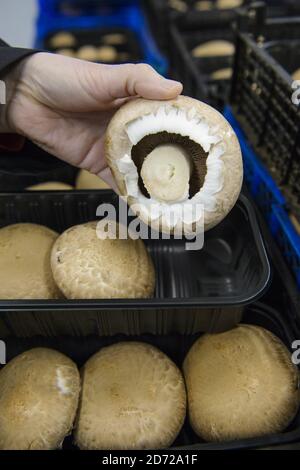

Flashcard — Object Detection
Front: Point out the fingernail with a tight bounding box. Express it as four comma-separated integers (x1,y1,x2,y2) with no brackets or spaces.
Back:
160,79,182,89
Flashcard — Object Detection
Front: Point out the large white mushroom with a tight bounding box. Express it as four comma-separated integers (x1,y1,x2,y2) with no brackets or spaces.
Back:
105,95,243,234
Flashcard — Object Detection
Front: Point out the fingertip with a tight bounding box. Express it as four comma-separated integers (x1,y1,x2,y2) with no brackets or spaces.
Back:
138,78,183,100
98,168,119,194
159,80,183,98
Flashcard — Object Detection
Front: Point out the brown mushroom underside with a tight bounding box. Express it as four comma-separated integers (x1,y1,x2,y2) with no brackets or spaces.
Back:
131,132,208,199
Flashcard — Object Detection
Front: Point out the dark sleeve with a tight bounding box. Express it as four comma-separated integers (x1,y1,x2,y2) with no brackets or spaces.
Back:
0,38,41,150
0,38,40,78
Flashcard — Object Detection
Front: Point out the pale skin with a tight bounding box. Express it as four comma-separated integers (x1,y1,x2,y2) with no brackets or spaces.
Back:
0,52,182,189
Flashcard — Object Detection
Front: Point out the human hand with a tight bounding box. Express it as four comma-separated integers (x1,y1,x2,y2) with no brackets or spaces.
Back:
0,52,182,188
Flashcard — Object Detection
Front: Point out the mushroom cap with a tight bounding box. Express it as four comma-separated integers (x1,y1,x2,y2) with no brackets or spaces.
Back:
210,67,233,80
195,1,214,11
97,46,118,62
183,324,300,442
101,33,127,46
75,342,186,449
192,40,235,58
0,223,62,299
105,95,243,234
77,45,98,61
75,169,109,190
168,0,188,12
217,0,243,9
292,68,300,81
51,221,155,299
27,182,73,191
50,32,76,49
0,348,80,450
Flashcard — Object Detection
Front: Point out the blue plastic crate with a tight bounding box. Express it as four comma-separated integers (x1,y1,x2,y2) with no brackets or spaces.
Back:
270,205,300,288
224,106,285,222
35,4,168,75
224,106,300,289
39,0,139,16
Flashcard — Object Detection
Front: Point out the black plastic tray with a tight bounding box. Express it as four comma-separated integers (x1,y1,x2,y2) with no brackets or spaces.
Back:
230,6,300,218
45,27,143,64
2,301,299,450
0,140,77,191
0,192,270,337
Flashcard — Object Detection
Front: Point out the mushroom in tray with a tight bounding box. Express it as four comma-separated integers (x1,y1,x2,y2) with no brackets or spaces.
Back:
96,45,118,63
210,68,233,81
192,40,235,58
101,33,127,46
183,325,300,441
75,169,110,190
75,342,186,450
77,45,99,62
0,348,80,450
49,32,76,49
216,0,243,9
292,68,300,81
51,221,155,299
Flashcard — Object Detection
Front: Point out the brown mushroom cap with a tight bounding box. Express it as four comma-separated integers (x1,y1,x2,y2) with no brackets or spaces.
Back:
105,95,243,234
97,46,118,62
292,68,300,81
183,325,300,442
27,182,73,191
0,348,80,450
75,342,186,449
217,0,243,9
77,45,98,62
101,33,127,46
192,40,235,58
51,221,155,299
168,0,188,12
195,1,214,11
50,32,76,49
75,169,110,190
0,223,62,299
210,67,233,80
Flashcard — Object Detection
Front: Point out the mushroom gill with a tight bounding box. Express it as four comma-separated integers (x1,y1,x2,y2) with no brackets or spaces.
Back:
131,132,208,202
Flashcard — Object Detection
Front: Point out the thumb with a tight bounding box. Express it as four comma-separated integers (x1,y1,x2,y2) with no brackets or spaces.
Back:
101,63,183,100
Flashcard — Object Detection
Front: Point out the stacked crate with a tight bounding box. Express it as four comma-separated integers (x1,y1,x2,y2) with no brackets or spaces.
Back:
36,0,168,74
227,3,300,287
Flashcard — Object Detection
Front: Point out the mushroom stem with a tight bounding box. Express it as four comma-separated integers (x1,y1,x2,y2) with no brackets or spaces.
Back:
140,144,191,203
